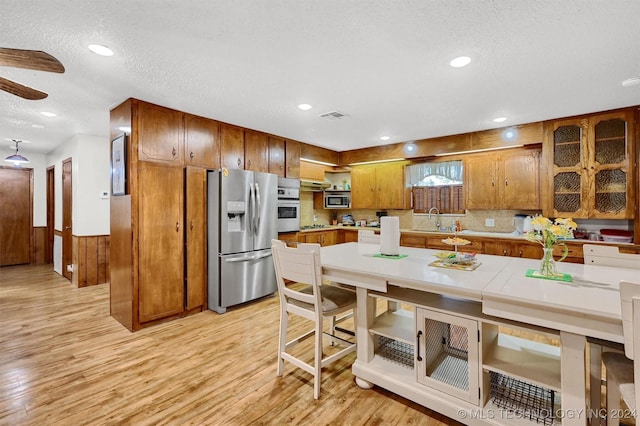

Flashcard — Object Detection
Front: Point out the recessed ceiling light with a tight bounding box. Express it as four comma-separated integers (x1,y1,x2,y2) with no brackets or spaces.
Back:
622,77,640,87
450,56,471,68
297,104,312,111
88,44,114,56
493,117,507,123
380,136,390,141
31,123,45,129
40,111,57,117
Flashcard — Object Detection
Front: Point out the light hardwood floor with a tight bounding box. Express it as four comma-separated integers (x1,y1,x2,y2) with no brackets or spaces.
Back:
0,264,461,426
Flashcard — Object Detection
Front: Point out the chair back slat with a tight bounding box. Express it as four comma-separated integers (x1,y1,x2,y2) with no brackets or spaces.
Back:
584,244,640,269
272,239,322,308
619,281,640,359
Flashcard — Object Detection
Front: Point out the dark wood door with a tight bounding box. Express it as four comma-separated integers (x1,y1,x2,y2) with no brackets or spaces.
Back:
185,167,206,311
138,163,184,323
0,167,32,266
62,159,72,279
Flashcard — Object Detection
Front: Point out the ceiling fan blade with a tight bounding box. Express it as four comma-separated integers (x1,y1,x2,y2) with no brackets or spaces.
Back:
0,76,48,100
0,48,65,73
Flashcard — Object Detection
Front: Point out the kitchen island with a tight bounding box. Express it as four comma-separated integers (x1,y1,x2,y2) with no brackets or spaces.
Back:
320,242,639,426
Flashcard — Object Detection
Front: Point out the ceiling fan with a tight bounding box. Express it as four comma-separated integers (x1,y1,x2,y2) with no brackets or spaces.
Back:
0,47,65,100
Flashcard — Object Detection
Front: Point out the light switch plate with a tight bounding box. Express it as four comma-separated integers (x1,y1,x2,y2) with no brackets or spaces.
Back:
485,218,495,227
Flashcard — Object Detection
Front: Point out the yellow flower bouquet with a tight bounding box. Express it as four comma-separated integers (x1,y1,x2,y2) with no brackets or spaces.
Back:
525,216,577,277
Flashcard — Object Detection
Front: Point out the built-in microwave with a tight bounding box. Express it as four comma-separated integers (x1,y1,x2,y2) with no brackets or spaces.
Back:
324,192,350,209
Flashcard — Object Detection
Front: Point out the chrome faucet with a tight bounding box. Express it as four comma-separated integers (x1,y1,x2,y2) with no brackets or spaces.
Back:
428,207,441,230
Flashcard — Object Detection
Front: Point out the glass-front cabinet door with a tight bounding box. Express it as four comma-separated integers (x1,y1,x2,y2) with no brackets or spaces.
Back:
551,119,588,218
589,111,632,218
546,109,634,219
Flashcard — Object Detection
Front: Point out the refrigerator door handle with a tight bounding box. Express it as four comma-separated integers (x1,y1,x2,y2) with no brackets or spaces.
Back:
223,251,272,263
249,182,255,236
225,255,257,263
255,182,262,235
254,251,272,260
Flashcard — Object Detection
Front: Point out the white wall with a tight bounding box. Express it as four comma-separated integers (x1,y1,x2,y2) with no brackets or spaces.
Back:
35,134,111,270
45,134,111,235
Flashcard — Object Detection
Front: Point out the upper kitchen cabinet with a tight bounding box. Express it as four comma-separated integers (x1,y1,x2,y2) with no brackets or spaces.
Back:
184,113,220,169
543,109,635,219
268,136,286,176
285,139,301,178
244,130,269,172
137,101,184,165
465,148,540,210
351,162,405,209
220,123,245,170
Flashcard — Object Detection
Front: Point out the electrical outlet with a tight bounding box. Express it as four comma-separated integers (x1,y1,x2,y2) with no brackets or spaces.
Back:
485,218,495,227
66,264,74,272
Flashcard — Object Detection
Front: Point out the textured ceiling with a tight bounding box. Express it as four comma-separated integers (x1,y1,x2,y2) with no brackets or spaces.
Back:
1,0,639,157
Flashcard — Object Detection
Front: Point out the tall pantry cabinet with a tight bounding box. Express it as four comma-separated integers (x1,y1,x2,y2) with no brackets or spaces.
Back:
110,99,213,331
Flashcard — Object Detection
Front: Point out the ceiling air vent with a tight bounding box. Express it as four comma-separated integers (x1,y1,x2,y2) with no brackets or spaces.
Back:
320,111,347,120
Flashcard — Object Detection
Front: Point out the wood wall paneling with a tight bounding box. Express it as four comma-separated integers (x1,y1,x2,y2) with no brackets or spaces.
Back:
72,235,111,288
32,226,47,264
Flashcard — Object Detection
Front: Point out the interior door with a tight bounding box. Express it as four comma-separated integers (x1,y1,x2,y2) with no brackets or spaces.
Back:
0,167,33,266
62,158,72,280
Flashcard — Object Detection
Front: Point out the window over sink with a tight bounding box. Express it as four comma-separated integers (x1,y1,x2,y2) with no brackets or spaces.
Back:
407,161,464,214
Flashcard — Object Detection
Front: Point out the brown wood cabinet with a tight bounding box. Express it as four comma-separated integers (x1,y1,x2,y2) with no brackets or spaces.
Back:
268,136,286,176
300,160,329,182
185,167,207,311
138,162,185,323
184,114,220,169
277,232,299,245
244,130,269,172
285,140,301,178
351,163,405,209
465,148,540,210
298,230,337,246
220,123,245,170
137,102,184,165
110,99,209,331
543,109,635,219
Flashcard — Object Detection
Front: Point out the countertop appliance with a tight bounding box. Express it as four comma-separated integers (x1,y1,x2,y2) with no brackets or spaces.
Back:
277,177,300,233
207,169,278,314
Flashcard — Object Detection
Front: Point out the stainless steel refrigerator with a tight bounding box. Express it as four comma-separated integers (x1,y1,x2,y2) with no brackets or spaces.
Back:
207,169,278,314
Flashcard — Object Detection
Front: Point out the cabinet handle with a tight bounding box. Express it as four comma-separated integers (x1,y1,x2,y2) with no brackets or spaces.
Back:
519,250,523,257
172,147,177,157
505,178,508,186
279,165,283,170
491,179,495,187
176,222,180,232
247,159,251,167
416,330,423,361
237,157,242,167
503,249,507,255
190,220,194,231
190,151,194,160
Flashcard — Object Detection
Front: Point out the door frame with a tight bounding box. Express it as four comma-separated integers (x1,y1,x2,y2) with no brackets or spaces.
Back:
62,158,72,280
46,165,55,264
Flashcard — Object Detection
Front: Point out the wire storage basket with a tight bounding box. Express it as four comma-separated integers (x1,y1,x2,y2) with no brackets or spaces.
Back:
376,336,414,368
489,371,557,425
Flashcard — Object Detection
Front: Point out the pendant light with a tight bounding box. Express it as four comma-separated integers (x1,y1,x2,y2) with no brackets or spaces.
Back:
4,140,29,165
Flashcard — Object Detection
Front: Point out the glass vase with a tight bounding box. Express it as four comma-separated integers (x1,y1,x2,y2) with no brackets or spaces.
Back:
539,247,558,277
